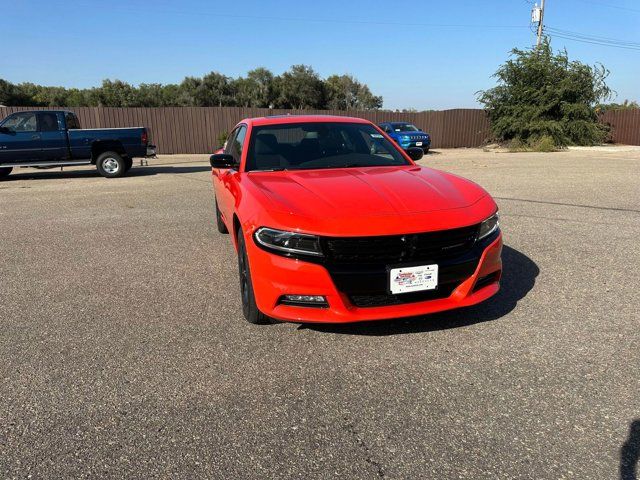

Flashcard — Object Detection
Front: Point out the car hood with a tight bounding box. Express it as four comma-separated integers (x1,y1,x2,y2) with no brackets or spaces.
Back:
246,165,488,221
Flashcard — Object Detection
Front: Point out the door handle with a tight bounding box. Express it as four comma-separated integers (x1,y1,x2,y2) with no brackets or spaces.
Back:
31,135,41,140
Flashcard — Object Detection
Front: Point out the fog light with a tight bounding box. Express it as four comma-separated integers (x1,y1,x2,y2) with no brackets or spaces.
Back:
279,294,328,308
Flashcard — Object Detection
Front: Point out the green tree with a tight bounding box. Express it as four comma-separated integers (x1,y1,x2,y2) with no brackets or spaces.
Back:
194,72,236,107
247,67,276,108
596,99,640,113
274,65,326,109
478,40,612,146
325,74,383,110
0,65,384,110
95,80,139,107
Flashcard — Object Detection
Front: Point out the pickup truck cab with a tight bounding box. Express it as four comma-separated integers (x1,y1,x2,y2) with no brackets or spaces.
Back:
0,110,155,179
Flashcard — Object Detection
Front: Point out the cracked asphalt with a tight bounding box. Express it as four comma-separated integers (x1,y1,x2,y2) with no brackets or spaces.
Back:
1,147,639,479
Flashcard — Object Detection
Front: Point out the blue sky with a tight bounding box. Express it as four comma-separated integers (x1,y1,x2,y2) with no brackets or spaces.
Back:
3,0,639,109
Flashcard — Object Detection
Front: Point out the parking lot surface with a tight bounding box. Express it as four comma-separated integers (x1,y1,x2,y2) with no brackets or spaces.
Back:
1,147,639,479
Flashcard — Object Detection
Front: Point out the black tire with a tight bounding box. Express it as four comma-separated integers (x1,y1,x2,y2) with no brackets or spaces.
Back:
123,158,133,172
215,198,228,234
0,167,12,179
424,147,430,155
96,151,126,178
237,228,270,324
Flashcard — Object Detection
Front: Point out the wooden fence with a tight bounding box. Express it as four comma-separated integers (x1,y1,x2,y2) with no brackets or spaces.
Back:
599,109,640,146
1,106,638,153
0,106,491,154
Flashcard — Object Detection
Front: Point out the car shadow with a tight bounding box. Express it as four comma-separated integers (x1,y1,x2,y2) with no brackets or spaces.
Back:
297,245,538,336
621,419,640,480
4,164,211,181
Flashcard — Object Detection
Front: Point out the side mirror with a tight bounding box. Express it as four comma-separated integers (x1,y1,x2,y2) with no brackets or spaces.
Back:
209,153,237,169
406,147,424,161
0,126,11,134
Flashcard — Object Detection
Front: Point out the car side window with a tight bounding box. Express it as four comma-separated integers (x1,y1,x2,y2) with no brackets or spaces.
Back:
227,125,247,166
65,113,80,130
2,113,37,133
39,113,61,132
224,128,239,155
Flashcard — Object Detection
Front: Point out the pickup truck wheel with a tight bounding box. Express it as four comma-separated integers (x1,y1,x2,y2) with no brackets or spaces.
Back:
0,167,12,179
237,228,270,325
215,199,228,234
96,152,126,178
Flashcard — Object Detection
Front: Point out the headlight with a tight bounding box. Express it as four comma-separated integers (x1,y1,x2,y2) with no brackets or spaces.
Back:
254,227,323,257
478,213,500,240
400,135,411,142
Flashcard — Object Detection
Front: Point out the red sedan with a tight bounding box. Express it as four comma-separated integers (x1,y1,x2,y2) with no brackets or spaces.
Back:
211,115,502,324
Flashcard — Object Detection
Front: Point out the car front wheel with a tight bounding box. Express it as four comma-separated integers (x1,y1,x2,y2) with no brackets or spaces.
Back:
237,228,270,324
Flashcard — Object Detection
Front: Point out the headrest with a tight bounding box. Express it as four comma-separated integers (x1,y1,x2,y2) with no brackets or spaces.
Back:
255,134,278,154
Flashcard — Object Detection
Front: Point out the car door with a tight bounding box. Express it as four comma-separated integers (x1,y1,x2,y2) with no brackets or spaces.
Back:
38,112,68,161
217,125,247,226
0,112,41,163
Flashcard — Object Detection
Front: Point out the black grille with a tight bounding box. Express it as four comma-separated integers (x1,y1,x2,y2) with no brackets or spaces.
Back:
322,224,479,265
319,225,496,308
350,283,458,308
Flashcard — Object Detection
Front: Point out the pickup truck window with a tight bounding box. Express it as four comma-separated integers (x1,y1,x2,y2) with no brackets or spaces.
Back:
65,113,81,130
2,113,37,133
39,113,61,132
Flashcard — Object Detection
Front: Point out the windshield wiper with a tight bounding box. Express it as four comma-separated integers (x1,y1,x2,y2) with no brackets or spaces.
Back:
251,167,288,172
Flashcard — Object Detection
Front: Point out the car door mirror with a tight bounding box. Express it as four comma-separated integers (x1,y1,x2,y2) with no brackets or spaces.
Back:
406,147,424,161
0,126,12,135
210,153,237,169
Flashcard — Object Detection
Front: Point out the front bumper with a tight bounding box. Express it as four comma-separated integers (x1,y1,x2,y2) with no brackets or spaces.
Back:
247,231,503,323
397,138,431,151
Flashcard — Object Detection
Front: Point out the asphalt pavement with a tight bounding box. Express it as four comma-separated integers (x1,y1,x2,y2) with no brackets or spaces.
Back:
1,147,638,479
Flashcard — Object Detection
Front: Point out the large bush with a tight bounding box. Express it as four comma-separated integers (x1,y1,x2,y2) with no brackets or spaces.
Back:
478,40,612,146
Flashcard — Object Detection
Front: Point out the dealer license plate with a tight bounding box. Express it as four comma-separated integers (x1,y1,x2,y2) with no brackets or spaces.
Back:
390,264,438,294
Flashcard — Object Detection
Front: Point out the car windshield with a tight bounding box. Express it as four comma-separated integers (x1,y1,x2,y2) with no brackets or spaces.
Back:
245,122,410,172
392,123,420,132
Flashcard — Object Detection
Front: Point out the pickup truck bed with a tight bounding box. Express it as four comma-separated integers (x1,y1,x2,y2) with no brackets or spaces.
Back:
0,110,155,179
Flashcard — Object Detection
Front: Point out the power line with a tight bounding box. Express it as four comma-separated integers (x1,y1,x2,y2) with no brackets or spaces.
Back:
546,26,640,47
581,0,640,14
547,32,640,51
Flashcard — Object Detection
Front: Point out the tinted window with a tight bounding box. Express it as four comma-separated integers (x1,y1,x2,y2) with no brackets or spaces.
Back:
246,122,410,172
2,113,37,133
65,113,81,129
39,113,60,132
226,125,247,165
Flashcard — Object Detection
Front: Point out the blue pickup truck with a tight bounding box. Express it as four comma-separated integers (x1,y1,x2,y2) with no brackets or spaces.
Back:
379,122,431,154
0,110,155,179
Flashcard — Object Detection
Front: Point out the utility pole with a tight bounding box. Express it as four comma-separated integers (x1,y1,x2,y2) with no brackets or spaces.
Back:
532,0,546,47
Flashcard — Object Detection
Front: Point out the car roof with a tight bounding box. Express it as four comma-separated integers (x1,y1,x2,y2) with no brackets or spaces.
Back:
9,109,75,115
241,114,372,127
